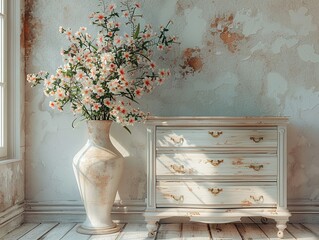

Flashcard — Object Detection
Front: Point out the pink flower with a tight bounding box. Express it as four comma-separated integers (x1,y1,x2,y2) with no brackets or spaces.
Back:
92,103,101,111
118,67,125,76
56,88,65,99
143,32,151,39
82,88,91,96
123,11,129,18
96,13,105,21
107,3,117,12
113,36,123,47
143,77,152,89
159,69,166,77
57,106,63,112
135,88,143,98
157,44,164,50
27,74,37,83
149,61,156,70
135,2,141,8
103,99,112,107
76,71,86,80
49,101,56,109
44,78,52,87
157,77,165,85
109,63,116,70
90,67,98,78
123,52,130,60
121,108,127,114
128,117,135,124
65,29,72,39
116,105,122,111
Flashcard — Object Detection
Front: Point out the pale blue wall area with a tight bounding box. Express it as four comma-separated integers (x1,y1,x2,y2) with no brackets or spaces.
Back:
26,0,319,203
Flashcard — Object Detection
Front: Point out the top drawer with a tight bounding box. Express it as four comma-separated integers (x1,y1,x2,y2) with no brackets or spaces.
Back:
156,127,278,149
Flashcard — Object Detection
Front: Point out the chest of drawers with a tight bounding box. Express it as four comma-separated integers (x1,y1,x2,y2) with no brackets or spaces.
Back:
144,117,290,238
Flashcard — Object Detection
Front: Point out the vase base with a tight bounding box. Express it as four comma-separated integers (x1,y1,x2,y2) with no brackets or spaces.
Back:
76,224,121,235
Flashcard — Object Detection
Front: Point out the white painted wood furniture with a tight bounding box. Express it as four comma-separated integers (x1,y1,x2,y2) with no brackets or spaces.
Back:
144,117,290,238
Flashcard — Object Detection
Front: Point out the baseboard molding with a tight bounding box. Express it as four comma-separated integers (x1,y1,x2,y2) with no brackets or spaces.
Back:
23,199,319,224
24,200,146,223
0,203,24,238
288,199,319,223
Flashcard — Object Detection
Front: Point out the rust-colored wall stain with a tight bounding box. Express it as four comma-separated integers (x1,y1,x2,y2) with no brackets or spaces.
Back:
23,0,42,62
211,14,245,53
180,48,203,76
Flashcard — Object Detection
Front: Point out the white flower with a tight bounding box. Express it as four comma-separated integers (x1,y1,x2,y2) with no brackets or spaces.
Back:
113,36,123,47
107,3,116,12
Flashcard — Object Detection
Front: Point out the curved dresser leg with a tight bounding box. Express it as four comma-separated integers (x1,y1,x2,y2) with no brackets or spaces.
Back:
146,221,158,238
276,220,288,238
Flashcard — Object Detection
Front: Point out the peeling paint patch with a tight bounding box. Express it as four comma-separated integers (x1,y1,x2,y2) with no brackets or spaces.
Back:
235,9,295,36
289,7,317,36
267,72,288,105
180,48,203,76
211,14,245,53
234,8,302,58
271,37,298,54
297,44,319,63
248,37,298,57
233,9,263,37
180,7,206,49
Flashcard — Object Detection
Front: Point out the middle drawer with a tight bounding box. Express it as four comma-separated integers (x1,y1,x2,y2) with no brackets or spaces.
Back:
156,153,277,177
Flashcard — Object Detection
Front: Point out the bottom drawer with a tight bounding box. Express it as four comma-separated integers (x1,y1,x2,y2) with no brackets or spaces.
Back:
156,181,277,208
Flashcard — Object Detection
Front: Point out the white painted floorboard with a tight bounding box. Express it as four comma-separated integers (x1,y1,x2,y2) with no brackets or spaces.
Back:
2,222,319,239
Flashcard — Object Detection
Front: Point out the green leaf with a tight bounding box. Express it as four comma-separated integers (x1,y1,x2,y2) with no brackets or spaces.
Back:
134,23,140,39
124,125,132,134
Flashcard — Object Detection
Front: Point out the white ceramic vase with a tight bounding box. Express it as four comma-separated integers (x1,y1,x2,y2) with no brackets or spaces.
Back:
73,120,124,234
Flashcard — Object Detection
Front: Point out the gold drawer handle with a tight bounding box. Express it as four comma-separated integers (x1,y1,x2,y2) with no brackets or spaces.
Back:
170,136,184,144
206,159,224,166
249,164,264,171
208,131,223,138
250,195,264,203
170,164,186,174
208,188,223,195
250,136,264,143
170,194,184,202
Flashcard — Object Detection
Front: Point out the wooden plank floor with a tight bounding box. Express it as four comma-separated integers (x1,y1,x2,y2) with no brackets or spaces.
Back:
2,222,319,240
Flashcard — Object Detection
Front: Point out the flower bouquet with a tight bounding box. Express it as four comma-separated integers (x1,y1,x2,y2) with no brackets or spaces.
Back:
27,0,176,128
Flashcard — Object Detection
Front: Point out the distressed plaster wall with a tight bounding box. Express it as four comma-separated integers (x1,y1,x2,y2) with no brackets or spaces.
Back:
26,0,319,206
0,160,24,212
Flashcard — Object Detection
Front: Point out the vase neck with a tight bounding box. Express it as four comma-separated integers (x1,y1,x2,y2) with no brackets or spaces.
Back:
87,121,115,149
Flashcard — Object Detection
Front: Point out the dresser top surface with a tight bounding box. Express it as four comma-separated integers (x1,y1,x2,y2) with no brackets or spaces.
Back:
146,116,289,126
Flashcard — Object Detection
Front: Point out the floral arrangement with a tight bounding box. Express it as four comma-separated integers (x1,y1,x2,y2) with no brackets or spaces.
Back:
27,0,176,126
